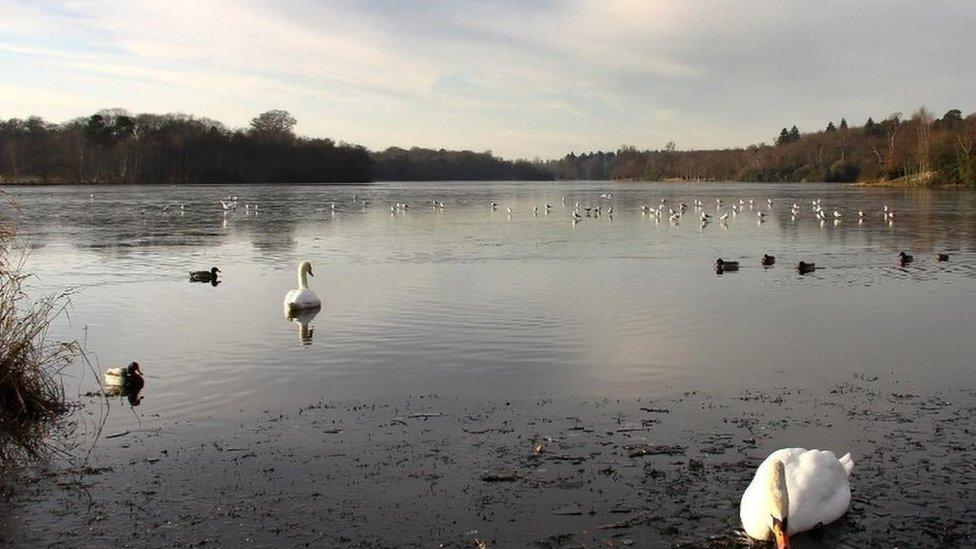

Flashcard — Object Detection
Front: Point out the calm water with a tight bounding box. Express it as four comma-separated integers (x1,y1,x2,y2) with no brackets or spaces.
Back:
4,182,976,431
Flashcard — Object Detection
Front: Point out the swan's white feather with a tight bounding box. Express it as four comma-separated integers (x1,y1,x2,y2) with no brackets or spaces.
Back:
740,448,853,540
284,288,320,311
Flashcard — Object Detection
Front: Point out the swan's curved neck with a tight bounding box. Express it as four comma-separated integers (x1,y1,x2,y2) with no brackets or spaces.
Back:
767,460,790,520
298,266,309,289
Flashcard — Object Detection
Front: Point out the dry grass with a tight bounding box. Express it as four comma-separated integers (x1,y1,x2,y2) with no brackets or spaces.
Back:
0,200,79,461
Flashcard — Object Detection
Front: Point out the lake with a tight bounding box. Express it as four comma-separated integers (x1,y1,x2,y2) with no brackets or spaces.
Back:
2,181,975,547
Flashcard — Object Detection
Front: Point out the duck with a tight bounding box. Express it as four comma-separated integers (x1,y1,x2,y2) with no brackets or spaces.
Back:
899,251,914,265
797,261,816,274
104,362,145,390
936,253,950,262
715,258,739,273
761,254,776,266
284,261,322,315
741,448,854,548
189,266,221,282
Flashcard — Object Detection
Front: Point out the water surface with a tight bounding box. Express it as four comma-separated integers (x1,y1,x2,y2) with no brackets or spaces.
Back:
4,181,976,547
4,181,975,428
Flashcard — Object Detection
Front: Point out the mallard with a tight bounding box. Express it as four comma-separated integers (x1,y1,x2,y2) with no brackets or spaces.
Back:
797,261,816,274
899,251,914,265
104,362,144,390
761,254,776,266
189,267,221,282
936,253,950,262
716,258,739,273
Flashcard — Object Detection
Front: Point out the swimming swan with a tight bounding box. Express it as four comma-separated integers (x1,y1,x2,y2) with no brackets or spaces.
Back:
740,448,854,548
284,261,321,315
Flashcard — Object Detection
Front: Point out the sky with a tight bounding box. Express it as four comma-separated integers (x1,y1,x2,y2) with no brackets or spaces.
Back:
1,0,974,159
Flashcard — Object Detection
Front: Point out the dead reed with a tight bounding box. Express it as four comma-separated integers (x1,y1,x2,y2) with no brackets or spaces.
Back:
0,202,79,461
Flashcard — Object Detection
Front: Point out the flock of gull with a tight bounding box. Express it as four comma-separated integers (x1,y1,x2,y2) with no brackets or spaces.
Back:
97,189,955,278
91,190,904,232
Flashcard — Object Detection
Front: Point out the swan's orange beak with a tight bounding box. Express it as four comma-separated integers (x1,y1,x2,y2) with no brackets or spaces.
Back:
772,517,790,549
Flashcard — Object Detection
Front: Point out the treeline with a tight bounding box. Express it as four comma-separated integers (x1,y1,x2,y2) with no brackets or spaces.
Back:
0,109,546,184
372,147,551,181
4,106,976,186
544,108,976,186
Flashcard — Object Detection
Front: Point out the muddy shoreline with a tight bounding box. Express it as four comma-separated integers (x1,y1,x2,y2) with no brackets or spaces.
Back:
2,373,974,548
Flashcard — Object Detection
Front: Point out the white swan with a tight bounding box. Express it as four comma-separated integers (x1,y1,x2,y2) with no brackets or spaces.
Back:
283,261,321,315
740,448,854,547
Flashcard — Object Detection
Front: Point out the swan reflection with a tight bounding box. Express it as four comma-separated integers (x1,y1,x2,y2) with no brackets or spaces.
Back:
287,307,320,345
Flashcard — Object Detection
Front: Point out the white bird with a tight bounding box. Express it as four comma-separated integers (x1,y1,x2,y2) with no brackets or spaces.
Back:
283,261,322,316
219,199,237,211
833,210,842,218
741,448,854,548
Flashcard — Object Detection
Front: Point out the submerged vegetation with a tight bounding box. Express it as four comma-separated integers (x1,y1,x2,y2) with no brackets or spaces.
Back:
546,108,976,186
0,209,77,460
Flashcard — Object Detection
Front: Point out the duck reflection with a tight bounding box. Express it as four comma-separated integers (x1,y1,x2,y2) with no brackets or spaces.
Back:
105,384,144,406
287,307,320,345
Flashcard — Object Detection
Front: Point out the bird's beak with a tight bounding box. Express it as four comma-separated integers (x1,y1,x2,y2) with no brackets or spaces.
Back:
216,268,221,273
308,268,314,276
772,517,791,549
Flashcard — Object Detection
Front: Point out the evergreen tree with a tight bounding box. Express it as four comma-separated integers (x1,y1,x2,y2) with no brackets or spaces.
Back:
776,127,790,146
826,121,837,132
789,125,800,141
839,118,848,131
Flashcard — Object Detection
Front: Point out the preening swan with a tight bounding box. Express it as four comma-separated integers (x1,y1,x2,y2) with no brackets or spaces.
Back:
741,448,854,548
284,261,321,315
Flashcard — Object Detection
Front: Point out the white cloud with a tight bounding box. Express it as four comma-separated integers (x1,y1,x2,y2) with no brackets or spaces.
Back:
0,0,974,157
